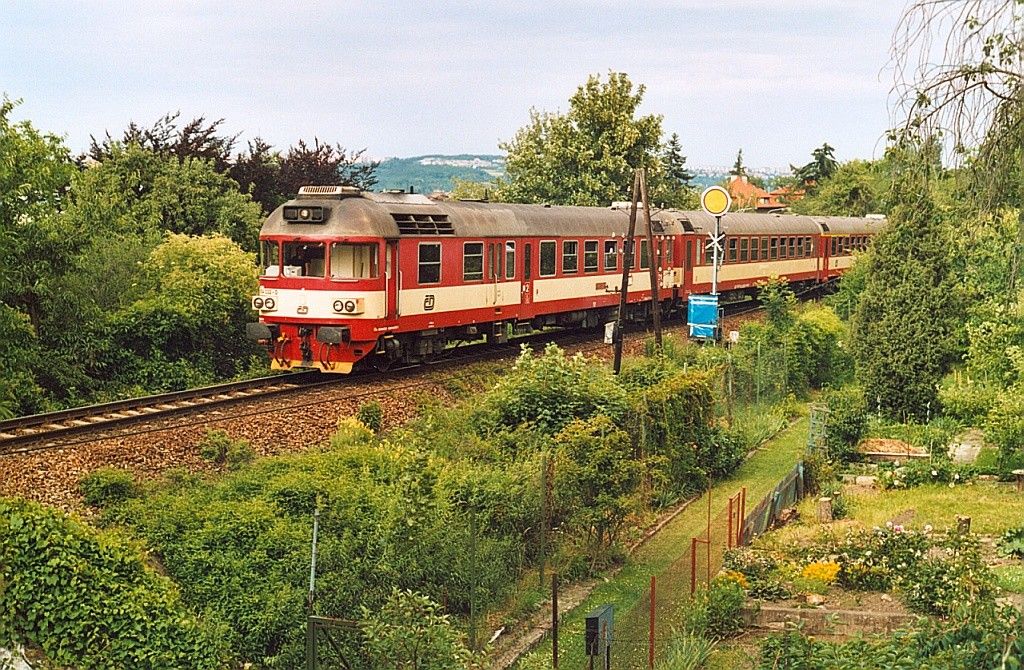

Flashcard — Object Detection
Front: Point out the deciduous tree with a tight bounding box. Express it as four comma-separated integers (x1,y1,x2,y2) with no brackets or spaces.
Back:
498,72,664,206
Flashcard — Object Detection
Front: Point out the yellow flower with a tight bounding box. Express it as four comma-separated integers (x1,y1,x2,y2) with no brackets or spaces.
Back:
718,570,750,589
801,562,840,585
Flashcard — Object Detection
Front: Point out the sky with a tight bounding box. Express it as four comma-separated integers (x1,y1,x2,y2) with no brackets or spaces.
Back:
1,1,908,169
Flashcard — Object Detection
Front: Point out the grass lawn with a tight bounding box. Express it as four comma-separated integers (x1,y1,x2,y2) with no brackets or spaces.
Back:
515,410,810,669
994,564,1024,593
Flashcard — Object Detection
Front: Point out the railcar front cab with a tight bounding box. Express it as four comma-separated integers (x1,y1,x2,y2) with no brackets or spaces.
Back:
248,188,388,373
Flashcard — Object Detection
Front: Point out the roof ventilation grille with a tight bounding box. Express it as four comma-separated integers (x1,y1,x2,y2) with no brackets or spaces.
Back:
297,185,361,198
392,213,454,235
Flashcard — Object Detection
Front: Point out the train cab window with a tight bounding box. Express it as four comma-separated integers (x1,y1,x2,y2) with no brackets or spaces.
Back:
770,237,778,260
563,240,579,273
727,238,737,263
283,241,326,277
463,242,484,281
584,240,599,272
330,243,378,279
639,240,651,269
418,243,442,284
260,240,281,276
603,240,618,271
665,239,673,265
540,241,556,276
505,241,516,279
685,240,692,269
740,238,749,262
830,238,837,255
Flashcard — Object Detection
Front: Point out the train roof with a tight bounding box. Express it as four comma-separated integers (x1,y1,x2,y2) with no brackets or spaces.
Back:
259,188,886,240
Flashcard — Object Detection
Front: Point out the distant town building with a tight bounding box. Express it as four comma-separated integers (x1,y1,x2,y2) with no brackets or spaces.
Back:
725,175,804,212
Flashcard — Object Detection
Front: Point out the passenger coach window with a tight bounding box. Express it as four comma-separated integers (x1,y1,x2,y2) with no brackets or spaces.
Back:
751,238,760,261
283,241,325,277
505,241,516,279
463,242,484,281
604,240,618,271
789,238,797,258
727,238,737,263
540,241,556,276
740,238,749,262
261,240,281,276
330,243,378,279
563,241,578,273
770,238,778,260
584,240,599,272
418,243,441,284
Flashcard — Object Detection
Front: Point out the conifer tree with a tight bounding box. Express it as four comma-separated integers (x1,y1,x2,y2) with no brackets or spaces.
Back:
850,143,960,420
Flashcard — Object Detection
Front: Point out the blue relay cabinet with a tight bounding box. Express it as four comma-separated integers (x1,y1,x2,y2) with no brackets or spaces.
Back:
687,294,719,340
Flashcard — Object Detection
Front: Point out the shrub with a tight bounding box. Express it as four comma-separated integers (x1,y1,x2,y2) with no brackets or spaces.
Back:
332,416,375,447
553,416,642,556
687,576,747,640
985,387,1024,461
478,344,628,435
823,525,930,591
198,429,253,470
79,467,138,507
998,526,1024,559
823,387,868,462
938,377,998,423
225,440,255,470
358,588,477,670
656,630,716,670
875,458,974,490
0,498,226,668
899,535,997,616
356,400,384,433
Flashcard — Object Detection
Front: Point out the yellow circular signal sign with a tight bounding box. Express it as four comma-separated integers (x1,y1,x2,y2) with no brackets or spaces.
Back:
701,186,731,217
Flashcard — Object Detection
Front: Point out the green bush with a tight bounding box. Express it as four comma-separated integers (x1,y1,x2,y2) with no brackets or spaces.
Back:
356,400,384,433
984,387,1024,462
656,630,715,670
824,387,868,462
198,429,253,470
79,467,138,507
876,458,974,490
0,498,226,668
477,343,628,435
938,377,998,423
687,576,747,640
358,588,477,669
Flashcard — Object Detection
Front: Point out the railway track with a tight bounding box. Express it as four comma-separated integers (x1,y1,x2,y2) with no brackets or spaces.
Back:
0,371,325,453
0,292,786,457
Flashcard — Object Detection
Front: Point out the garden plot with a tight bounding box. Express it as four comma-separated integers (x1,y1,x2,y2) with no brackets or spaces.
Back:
701,480,1024,669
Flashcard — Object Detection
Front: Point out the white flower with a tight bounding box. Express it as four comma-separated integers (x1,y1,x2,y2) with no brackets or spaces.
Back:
949,482,955,488
954,473,960,480
924,524,933,533
886,521,893,528
931,470,938,476
894,460,901,467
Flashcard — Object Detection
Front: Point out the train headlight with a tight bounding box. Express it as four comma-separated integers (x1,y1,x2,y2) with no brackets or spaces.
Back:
333,299,345,313
252,296,265,310
262,297,276,310
344,300,356,313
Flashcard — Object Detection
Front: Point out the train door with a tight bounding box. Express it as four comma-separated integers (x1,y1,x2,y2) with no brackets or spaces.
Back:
683,237,694,294
522,243,533,306
488,242,501,305
386,241,398,319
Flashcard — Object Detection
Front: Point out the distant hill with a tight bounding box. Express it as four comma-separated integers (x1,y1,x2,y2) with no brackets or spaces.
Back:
372,154,784,194
374,154,505,193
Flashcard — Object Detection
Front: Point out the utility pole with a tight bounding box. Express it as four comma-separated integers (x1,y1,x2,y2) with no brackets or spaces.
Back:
640,169,662,349
613,170,642,374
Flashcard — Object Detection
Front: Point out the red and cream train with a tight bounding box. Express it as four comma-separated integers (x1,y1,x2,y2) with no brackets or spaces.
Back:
247,186,882,372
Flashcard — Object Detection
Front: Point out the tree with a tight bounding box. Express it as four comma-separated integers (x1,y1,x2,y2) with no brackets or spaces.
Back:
791,159,891,217
88,112,239,172
102,233,260,390
449,178,493,201
229,137,284,213
498,72,664,206
730,148,746,177
792,143,839,187
278,139,379,198
656,133,699,208
851,144,960,420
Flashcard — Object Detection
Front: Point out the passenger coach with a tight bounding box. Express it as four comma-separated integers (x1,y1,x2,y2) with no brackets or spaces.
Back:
247,186,882,372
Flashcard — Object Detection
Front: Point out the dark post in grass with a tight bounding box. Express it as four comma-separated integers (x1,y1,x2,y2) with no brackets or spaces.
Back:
639,169,662,350
612,170,642,374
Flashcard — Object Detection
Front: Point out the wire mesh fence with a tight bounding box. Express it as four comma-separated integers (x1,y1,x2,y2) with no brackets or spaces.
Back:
587,463,807,669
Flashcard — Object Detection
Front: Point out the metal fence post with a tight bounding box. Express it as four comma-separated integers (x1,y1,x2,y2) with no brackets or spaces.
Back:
648,575,656,670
